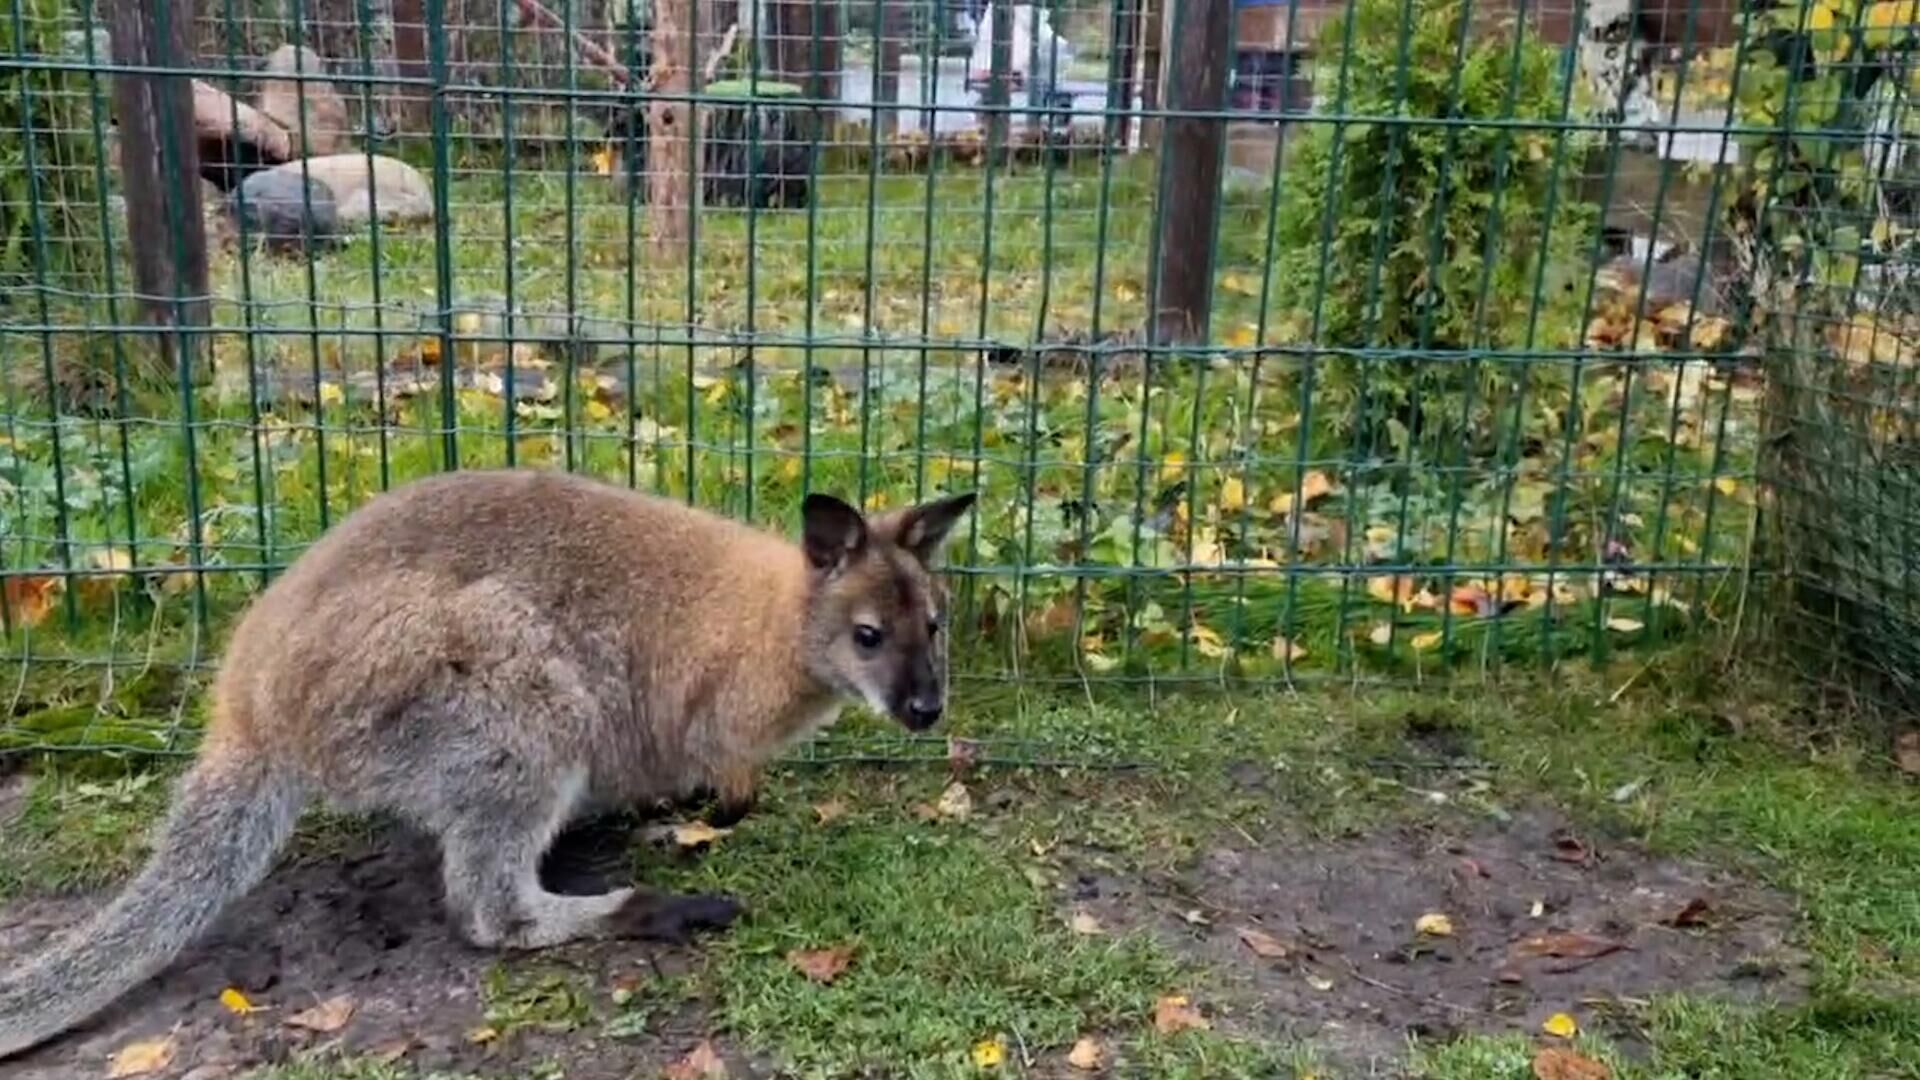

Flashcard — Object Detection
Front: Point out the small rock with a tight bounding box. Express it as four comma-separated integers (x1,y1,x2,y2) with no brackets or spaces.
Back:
228,168,339,254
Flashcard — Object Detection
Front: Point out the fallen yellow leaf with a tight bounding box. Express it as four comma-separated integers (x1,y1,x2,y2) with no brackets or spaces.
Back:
670,821,733,848
1414,912,1455,937
1159,451,1187,486
107,1035,176,1077
1067,1035,1105,1070
1069,911,1106,936
812,799,848,825
1367,623,1394,647
1219,476,1247,513
1270,636,1307,662
1713,475,1738,496
971,1036,1007,1067
1224,322,1260,349
1153,994,1210,1034
1604,617,1645,633
220,987,261,1015
1543,1011,1579,1038
1367,575,1420,611
1410,630,1444,653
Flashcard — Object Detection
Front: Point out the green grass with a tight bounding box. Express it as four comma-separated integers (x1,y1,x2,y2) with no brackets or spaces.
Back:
8,656,1914,1077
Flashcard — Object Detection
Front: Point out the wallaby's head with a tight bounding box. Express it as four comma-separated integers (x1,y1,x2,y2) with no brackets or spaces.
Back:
799,491,977,731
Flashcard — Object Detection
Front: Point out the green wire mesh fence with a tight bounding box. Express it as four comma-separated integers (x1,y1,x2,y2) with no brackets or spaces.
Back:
0,0,1910,755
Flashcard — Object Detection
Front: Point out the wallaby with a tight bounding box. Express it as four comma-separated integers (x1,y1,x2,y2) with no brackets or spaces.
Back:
0,469,975,1059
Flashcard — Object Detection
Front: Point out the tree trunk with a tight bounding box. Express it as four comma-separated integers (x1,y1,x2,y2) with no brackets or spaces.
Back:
1149,0,1229,344
107,0,210,379
650,0,697,256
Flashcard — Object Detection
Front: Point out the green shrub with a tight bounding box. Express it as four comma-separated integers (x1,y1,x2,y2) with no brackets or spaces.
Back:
1270,0,1598,455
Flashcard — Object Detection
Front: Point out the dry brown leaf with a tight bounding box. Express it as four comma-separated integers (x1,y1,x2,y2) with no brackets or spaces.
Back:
787,944,854,984
3,574,61,629
1896,731,1920,776
285,994,356,1034
1066,1036,1105,1070
1532,1046,1612,1080
663,1038,729,1079
1449,583,1496,617
947,736,981,775
1152,994,1210,1034
1069,911,1106,936
367,1037,413,1064
1299,470,1336,502
1665,897,1713,928
1511,932,1628,960
107,1035,177,1078
1237,926,1291,959
812,799,849,825
935,781,973,820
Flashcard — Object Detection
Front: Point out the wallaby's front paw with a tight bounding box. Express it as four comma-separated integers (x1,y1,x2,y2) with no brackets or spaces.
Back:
606,891,744,944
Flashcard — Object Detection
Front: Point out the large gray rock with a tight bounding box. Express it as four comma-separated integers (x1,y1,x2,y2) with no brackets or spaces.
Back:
257,154,434,226
227,167,340,253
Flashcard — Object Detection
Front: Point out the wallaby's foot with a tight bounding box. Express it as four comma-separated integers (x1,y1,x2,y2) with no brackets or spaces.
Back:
604,890,744,944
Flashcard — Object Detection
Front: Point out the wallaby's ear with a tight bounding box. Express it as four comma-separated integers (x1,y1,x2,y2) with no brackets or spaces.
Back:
802,493,867,572
885,491,977,564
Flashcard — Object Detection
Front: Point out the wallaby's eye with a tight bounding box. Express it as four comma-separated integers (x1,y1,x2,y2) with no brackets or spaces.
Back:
853,624,884,650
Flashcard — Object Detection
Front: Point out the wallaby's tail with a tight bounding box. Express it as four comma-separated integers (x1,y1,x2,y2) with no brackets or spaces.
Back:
0,750,304,1059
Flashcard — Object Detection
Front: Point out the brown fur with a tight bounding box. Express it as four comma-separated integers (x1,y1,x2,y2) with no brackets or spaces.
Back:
0,469,973,1059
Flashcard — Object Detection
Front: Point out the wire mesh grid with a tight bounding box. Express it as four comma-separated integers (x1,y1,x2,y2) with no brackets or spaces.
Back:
4,0,1905,757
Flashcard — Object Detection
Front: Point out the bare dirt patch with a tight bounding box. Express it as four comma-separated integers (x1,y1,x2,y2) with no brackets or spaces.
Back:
1066,805,1810,1072
0,819,751,1080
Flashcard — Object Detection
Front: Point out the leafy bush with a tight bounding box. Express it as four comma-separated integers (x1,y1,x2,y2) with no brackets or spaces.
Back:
1717,0,1920,713
0,0,107,298
1269,0,1598,453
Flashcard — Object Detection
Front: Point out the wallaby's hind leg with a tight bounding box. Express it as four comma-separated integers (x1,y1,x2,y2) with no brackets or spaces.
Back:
436,765,634,949
433,764,743,949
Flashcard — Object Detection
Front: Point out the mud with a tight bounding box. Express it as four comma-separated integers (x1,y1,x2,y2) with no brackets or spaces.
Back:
1066,805,1808,1072
0,817,750,1080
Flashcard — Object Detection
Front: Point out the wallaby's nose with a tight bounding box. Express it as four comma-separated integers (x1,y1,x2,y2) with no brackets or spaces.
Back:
905,699,943,730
